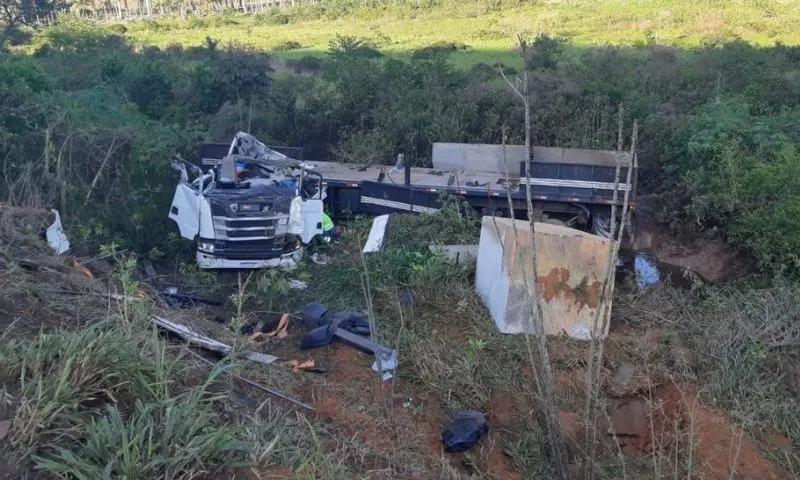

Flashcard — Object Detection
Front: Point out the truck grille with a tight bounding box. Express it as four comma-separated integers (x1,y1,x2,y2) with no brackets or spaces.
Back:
212,238,293,260
212,215,279,241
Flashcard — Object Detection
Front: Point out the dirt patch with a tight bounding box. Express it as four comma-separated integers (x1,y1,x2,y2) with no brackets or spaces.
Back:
311,397,339,421
605,384,786,479
484,446,522,480
559,410,581,458
656,384,784,480
487,394,514,427
329,344,375,384
630,197,751,282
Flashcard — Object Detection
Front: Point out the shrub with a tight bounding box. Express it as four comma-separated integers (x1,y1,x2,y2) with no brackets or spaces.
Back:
273,40,303,51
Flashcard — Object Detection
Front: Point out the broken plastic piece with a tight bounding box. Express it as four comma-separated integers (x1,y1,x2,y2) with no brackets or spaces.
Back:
287,279,308,289
635,255,660,286
363,214,389,253
286,359,316,373
442,410,489,453
371,349,398,381
46,209,70,255
71,259,94,278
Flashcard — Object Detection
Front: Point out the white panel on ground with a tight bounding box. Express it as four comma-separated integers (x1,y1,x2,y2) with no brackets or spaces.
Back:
46,209,70,255
363,214,390,253
475,217,614,339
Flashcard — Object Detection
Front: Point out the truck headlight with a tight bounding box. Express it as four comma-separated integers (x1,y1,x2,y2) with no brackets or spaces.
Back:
275,216,289,235
198,241,215,253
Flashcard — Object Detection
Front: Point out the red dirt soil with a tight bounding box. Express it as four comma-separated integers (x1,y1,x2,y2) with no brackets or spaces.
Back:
303,343,525,479
655,384,785,480
606,383,786,479
484,446,522,480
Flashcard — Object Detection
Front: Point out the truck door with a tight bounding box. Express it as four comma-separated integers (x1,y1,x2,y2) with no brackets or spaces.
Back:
297,170,325,244
168,160,202,240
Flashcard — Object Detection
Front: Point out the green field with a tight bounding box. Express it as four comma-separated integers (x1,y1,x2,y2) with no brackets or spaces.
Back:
121,0,800,68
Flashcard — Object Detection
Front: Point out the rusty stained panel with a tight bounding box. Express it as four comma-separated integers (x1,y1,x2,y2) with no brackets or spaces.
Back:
475,217,613,339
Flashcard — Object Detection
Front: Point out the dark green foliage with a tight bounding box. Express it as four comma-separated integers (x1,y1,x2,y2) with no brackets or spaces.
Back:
3,23,800,275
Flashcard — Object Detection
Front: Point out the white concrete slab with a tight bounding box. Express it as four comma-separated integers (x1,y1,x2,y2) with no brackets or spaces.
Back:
475,217,613,339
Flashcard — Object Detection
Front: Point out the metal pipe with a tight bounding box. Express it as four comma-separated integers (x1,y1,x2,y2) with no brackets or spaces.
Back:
185,349,313,411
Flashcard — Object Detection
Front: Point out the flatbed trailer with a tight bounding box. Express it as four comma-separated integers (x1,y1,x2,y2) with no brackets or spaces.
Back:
199,141,636,234
308,143,636,232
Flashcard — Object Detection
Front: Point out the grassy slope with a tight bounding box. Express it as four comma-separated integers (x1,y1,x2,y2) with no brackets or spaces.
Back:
124,0,800,68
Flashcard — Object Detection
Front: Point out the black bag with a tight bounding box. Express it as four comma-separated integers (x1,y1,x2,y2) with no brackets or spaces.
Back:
441,410,489,452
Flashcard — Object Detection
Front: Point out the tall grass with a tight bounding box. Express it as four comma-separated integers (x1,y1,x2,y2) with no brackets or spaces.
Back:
0,315,281,478
616,282,800,473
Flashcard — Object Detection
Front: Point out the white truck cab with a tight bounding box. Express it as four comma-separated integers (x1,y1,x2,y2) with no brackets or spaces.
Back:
168,133,325,269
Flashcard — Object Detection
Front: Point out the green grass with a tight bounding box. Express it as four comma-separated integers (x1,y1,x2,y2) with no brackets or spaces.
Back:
119,0,800,68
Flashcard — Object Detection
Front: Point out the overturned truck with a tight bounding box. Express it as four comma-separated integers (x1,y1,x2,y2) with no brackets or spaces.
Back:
169,133,325,269
169,134,635,268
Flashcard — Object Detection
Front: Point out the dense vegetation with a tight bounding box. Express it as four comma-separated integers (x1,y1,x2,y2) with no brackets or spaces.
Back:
2,3,800,478
2,2,800,273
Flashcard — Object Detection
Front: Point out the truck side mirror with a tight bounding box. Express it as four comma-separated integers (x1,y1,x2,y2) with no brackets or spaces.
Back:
170,158,188,183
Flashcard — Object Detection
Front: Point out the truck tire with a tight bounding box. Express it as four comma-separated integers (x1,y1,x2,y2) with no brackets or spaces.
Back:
481,207,507,218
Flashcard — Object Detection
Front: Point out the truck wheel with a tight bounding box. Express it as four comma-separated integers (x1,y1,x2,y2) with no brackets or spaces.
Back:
481,207,507,218
544,218,567,227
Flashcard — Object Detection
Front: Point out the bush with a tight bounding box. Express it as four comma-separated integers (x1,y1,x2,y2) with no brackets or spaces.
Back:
665,99,800,271
253,10,290,25
273,40,303,51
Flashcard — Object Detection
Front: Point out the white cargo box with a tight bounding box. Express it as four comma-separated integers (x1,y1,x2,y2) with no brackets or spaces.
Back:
475,217,613,339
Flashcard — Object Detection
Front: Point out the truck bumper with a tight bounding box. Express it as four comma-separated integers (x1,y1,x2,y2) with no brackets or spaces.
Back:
196,248,303,269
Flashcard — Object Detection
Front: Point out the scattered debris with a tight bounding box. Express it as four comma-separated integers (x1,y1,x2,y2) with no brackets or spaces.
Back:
429,244,479,265
442,410,489,452
371,349,398,381
286,278,308,289
154,315,277,365
158,286,222,307
635,255,660,286
71,259,94,278
184,349,312,411
286,359,316,372
310,253,330,265
141,259,158,279
248,332,268,343
299,303,397,380
363,214,389,253
45,209,70,255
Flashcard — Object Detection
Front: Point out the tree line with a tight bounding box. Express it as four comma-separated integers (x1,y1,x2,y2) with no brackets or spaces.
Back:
2,22,799,272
